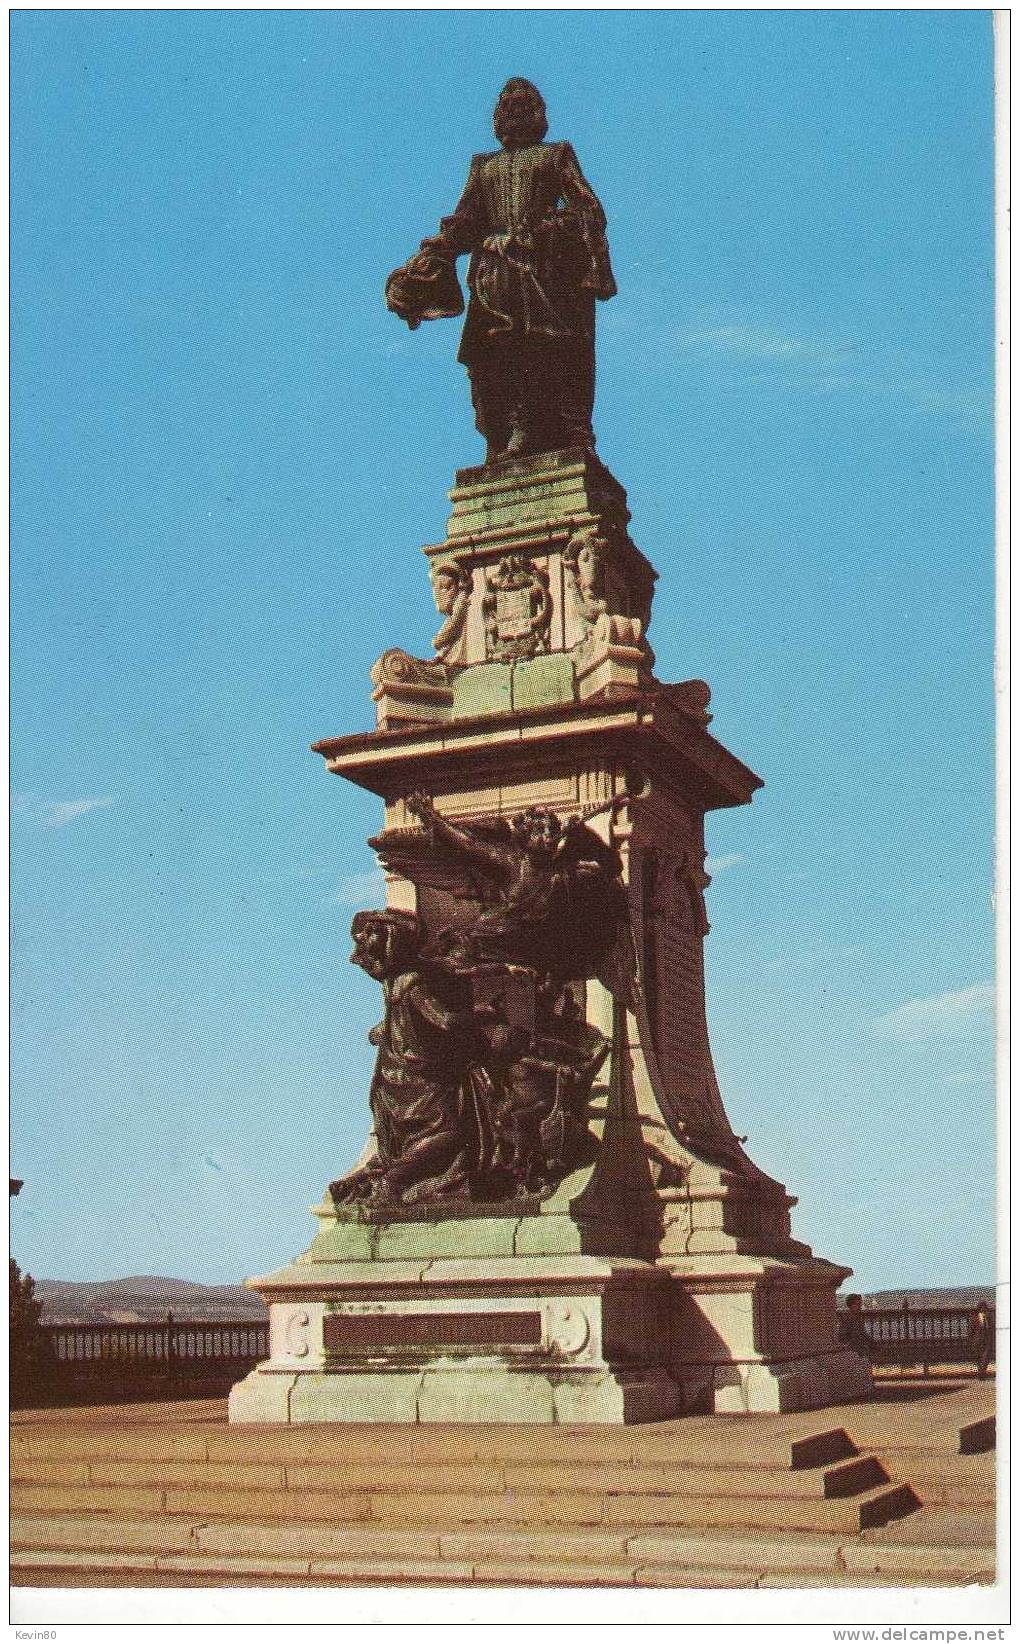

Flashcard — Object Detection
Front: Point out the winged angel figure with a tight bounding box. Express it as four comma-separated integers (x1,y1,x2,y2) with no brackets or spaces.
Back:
373,791,634,997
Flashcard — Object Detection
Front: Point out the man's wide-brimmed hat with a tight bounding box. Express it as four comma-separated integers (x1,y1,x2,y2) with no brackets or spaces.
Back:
385,247,465,330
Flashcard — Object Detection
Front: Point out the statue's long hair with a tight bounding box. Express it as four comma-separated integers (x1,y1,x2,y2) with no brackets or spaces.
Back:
493,78,548,147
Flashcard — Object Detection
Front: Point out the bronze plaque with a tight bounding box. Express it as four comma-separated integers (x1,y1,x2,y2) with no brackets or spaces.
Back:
324,1310,543,1352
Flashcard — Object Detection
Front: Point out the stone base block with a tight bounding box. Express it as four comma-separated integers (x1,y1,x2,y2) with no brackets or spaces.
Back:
230,1363,680,1426
233,1217,872,1423
230,1249,682,1426
660,1250,874,1413
674,1348,873,1415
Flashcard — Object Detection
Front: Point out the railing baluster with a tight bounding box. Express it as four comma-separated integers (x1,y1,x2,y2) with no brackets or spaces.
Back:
839,1302,996,1370
37,1312,269,1403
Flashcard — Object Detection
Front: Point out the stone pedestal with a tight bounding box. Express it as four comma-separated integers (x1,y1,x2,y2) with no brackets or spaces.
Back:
228,1211,681,1426
233,450,870,1422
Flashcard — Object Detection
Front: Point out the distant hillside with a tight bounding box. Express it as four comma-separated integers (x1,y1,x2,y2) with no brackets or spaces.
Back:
851,1286,997,1310
35,1275,996,1324
35,1276,267,1324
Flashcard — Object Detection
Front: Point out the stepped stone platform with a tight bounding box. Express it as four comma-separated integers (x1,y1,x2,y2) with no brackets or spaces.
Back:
11,1376,995,1589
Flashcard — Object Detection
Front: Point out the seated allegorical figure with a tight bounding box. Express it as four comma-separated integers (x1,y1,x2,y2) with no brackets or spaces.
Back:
330,905,612,1209
330,909,486,1207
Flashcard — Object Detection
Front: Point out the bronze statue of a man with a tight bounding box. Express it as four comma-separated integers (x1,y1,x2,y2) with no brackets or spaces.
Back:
386,78,616,463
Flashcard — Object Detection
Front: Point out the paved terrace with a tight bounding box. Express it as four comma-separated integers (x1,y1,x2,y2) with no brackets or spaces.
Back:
11,1371,996,1590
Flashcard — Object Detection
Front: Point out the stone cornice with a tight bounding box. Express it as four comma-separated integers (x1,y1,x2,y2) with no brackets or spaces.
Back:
312,684,763,812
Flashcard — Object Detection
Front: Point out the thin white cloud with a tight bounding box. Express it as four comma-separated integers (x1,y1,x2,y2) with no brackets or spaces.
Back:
330,867,387,909
705,851,744,875
873,377,989,427
681,325,818,361
873,982,995,1044
41,797,117,829
673,318,988,429
13,793,117,829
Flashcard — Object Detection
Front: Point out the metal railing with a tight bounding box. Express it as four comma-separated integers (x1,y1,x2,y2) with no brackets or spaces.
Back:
47,1314,267,1366
856,1301,995,1369
31,1301,994,1404
36,1311,268,1403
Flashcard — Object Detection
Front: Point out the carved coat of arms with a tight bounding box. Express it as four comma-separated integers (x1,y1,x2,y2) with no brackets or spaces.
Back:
482,554,552,662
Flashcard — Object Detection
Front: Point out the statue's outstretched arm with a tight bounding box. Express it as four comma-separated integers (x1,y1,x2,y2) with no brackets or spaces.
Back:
406,791,511,879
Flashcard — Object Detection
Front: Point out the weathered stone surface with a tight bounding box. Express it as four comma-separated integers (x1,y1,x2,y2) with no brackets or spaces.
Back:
288,1371,425,1426
441,449,632,544
575,613,650,702
229,1246,690,1425
11,1483,165,1518
12,1549,162,1573
12,1514,198,1552
417,1368,558,1426
301,1219,376,1262
509,653,576,709
372,1217,520,1262
510,1214,591,1256
228,1371,295,1425
450,661,513,718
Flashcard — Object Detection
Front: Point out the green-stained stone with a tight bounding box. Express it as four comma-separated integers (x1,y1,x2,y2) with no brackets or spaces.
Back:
451,663,513,718
302,1220,376,1262
289,1371,424,1425
373,1217,520,1261
511,654,576,709
512,1214,588,1256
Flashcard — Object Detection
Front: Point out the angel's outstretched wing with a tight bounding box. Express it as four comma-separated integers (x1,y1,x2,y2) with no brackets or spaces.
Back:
368,818,512,905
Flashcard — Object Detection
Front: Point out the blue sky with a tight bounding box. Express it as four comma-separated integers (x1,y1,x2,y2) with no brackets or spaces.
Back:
11,10,996,1292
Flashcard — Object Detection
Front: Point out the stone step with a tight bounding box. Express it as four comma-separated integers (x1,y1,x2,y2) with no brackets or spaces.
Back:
840,1538,996,1583
9,1451,889,1502
8,1548,944,1589
960,1415,996,1454
844,1398,996,1460
10,1518,991,1587
9,1417,858,1471
887,1452,996,1507
860,1503,997,1549
10,1476,919,1534
0,1514,861,1573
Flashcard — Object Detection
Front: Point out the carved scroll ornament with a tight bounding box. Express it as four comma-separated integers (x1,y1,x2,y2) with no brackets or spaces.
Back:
369,647,447,692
